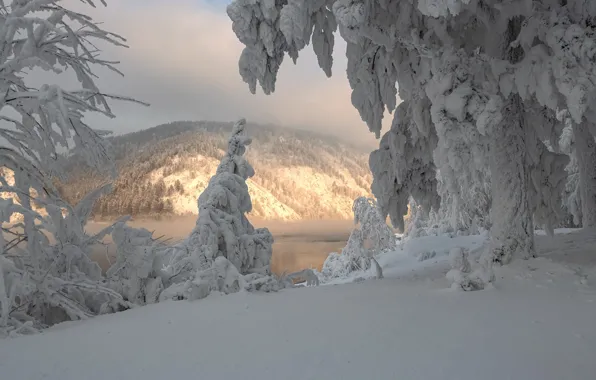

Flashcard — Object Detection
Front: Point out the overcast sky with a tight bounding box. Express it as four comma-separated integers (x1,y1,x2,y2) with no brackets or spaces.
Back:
49,0,394,148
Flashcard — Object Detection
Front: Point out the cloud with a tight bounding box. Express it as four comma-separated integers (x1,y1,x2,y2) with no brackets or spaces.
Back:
58,0,389,147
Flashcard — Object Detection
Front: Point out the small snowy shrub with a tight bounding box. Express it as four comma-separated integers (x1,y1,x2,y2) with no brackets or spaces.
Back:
446,248,494,291
106,222,166,306
159,256,286,302
283,269,320,287
319,198,392,282
320,230,369,281
417,250,437,262
353,197,397,253
245,272,288,292
0,188,130,336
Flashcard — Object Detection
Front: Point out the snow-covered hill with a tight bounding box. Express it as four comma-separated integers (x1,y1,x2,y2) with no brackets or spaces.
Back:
1,229,595,379
59,121,373,221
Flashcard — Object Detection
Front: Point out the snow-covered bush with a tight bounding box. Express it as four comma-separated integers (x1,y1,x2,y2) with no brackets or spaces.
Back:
160,256,243,302
282,269,320,287
105,222,168,306
320,230,369,281
0,185,138,336
446,248,494,291
320,197,390,282
160,256,286,302
417,250,437,262
353,197,397,253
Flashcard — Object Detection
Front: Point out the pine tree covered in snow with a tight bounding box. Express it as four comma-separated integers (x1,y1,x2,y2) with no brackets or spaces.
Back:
227,0,596,265
160,119,281,301
187,118,273,275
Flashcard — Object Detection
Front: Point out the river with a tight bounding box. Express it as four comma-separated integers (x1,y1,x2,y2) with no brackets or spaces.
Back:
86,216,354,275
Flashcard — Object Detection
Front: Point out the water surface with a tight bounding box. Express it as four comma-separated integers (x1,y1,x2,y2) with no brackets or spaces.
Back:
87,216,354,274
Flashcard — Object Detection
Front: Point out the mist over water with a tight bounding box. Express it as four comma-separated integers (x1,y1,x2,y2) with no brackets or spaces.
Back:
87,216,354,275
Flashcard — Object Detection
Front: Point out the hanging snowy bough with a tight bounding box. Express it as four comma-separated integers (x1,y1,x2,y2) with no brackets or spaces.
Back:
370,102,440,232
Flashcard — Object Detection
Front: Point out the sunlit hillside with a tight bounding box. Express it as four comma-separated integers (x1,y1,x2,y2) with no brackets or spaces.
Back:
59,121,374,221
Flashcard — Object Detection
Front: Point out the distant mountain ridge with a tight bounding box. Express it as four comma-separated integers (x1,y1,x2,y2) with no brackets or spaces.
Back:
59,121,373,221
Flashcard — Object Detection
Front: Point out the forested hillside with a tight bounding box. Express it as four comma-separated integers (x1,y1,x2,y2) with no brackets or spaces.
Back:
58,121,373,221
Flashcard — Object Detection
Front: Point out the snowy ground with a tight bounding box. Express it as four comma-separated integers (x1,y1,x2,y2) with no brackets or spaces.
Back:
1,229,595,380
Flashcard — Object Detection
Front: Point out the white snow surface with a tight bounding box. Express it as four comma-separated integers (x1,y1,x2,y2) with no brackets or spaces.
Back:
1,229,596,380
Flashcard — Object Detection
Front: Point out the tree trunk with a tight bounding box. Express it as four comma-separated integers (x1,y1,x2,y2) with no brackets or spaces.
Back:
489,95,535,264
573,121,596,227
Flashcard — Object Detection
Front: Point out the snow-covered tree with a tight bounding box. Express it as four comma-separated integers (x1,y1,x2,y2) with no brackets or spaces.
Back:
556,113,596,228
185,118,273,275
228,0,596,265
572,121,596,227
160,119,281,301
482,2,596,240
0,1,143,336
559,123,582,226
